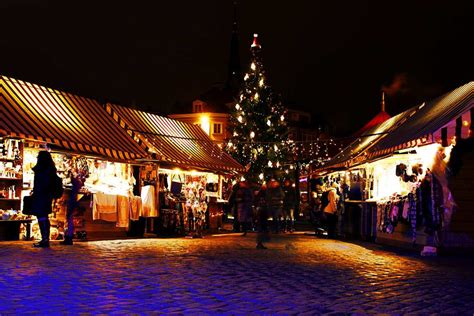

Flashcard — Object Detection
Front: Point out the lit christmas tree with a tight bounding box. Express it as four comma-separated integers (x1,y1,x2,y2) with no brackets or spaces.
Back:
226,34,289,181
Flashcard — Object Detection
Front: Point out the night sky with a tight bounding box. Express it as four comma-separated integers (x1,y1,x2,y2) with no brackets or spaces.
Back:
1,0,473,135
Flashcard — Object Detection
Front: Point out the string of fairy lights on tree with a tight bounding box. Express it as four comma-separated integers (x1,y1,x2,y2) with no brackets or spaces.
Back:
224,34,291,181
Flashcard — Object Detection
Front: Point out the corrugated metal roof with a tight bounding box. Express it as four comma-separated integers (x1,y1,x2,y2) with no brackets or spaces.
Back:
0,76,146,160
106,103,245,173
370,81,474,157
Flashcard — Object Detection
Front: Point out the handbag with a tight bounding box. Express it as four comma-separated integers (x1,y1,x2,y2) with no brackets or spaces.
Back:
22,195,34,215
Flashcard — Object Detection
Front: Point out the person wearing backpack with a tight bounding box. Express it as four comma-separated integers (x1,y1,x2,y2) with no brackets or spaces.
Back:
31,151,59,248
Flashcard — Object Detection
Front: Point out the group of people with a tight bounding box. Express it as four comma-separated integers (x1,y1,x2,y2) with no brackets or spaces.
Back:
228,177,296,249
28,151,86,248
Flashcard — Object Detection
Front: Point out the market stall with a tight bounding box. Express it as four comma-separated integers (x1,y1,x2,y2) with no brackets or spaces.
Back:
0,75,146,241
105,103,244,236
313,81,474,253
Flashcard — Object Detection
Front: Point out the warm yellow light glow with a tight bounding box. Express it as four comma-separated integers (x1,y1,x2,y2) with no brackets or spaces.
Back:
250,131,255,138
235,104,240,110
280,115,285,121
251,63,256,70
240,176,246,182
244,74,249,81
199,115,210,135
259,79,264,87
254,93,259,100
238,115,243,123
274,144,278,151
259,173,264,180
268,161,272,167
463,120,469,126
267,119,271,126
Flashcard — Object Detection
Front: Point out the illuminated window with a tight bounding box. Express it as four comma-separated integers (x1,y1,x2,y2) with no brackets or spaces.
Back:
213,123,222,134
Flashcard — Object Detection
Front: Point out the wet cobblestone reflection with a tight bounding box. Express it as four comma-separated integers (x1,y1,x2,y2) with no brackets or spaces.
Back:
1,234,474,314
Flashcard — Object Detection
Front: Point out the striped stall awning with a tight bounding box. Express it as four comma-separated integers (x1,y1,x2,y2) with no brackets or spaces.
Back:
369,81,474,158
0,76,146,160
106,103,245,173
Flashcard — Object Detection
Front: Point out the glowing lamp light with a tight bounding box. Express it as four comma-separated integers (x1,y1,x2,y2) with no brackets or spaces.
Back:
259,173,264,180
268,161,273,167
254,92,259,100
250,131,255,138
267,119,271,126
276,161,280,168
259,79,264,87
280,115,285,121
244,74,249,81
235,103,240,110
199,114,210,135
240,176,246,182
251,63,256,70
238,115,243,123
463,120,469,126
274,144,278,151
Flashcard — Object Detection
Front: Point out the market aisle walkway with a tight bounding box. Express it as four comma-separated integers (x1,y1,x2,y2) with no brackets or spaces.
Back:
1,234,474,315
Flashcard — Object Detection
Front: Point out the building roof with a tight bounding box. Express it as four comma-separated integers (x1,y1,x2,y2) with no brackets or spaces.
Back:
320,107,416,170
354,110,391,136
0,76,146,161
195,85,236,113
106,103,244,173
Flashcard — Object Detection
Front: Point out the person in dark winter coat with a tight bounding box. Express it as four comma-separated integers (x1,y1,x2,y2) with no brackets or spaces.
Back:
255,183,269,249
31,151,58,248
235,180,253,236
266,178,285,234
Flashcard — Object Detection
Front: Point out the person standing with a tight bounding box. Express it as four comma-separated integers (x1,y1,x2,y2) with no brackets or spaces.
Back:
60,165,86,245
323,182,340,238
235,179,253,236
266,177,285,234
255,183,269,249
31,151,57,248
282,179,296,232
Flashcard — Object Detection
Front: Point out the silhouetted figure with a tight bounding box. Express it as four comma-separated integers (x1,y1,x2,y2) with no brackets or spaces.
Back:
255,183,269,249
235,180,253,236
31,151,57,248
266,178,285,234
282,179,296,232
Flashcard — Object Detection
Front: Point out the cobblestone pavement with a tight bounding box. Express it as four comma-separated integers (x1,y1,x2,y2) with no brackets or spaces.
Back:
1,233,474,315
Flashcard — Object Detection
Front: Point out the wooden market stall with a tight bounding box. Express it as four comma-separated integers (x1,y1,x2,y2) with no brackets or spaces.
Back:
105,103,245,237
311,81,474,253
0,75,147,241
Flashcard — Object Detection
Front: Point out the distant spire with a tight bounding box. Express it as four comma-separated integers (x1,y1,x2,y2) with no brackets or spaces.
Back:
381,90,386,112
227,1,241,93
